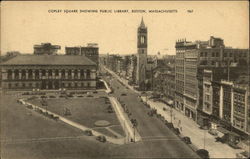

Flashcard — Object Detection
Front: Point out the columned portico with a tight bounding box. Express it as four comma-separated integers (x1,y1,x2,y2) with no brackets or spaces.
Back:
1,55,97,91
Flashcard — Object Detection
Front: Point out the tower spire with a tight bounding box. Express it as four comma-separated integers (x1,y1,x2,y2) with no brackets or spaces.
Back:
140,17,146,28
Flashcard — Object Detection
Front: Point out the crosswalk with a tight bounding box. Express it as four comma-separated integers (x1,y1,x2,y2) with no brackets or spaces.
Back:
141,136,181,142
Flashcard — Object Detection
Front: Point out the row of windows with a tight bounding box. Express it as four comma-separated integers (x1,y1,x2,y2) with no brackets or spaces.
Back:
8,69,91,75
234,94,245,102
200,52,220,57
7,69,92,80
200,51,248,58
8,82,92,88
223,52,247,57
234,104,245,114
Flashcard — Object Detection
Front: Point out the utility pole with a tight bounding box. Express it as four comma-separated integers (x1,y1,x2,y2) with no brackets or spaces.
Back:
204,129,206,149
227,58,230,81
170,106,173,123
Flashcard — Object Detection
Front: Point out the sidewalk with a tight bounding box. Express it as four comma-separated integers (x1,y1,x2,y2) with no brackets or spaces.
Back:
109,97,142,142
141,97,242,158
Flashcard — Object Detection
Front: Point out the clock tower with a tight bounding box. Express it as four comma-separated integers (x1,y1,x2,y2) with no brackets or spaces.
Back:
136,17,148,88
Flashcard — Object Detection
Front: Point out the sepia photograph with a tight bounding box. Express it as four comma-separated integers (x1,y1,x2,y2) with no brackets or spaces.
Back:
0,1,249,159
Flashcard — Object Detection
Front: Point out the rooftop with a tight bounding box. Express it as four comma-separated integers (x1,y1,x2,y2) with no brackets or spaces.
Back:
0,55,96,66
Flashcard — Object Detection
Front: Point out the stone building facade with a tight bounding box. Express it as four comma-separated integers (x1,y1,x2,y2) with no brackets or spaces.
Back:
1,55,97,90
175,36,249,121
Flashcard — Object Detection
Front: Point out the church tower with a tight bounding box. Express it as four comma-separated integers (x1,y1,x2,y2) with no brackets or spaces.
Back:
136,17,148,88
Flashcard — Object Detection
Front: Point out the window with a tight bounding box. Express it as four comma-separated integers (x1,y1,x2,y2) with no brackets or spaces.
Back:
211,61,215,65
205,52,207,57
8,83,12,88
212,52,215,57
42,70,46,76
141,36,145,44
224,52,227,57
22,83,25,88
86,70,90,78
55,70,59,76
216,52,219,57
200,52,203,57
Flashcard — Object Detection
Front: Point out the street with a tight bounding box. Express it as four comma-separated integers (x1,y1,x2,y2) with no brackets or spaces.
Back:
101,68,200,158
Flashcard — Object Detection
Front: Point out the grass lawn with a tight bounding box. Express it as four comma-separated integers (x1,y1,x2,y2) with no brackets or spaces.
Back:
93,127,118,138
0,93,116,159
28,98,120,128
109,125,125,137
27,97,125,138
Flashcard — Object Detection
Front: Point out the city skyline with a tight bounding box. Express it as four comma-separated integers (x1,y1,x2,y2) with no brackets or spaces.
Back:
1,1,249,55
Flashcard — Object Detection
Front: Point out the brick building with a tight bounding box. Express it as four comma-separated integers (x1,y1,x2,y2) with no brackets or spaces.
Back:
34,43,61,55
65,43,99,67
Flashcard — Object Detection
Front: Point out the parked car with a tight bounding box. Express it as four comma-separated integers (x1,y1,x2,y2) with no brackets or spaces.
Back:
173,128,180,135
84,130,93,136
121,93,127,96
196,149,209,159
208,129,218,136
236,151,249,159
96,135,106,142
182,136,192,144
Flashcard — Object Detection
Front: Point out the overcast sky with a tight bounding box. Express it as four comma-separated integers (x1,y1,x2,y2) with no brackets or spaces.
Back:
1,1,249,55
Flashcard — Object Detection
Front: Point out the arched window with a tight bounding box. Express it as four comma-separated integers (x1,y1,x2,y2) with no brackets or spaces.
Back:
74,70,78,79
42,70,46,76
61,70,65,79
68,70,72,79
7,70,12,79
48,70,52,76
28,70,32,79
86,70,90,79
14,70,19,79
141,36,145,44
80,70,84,79
35,70,39,79
21,70,26,79
55,70,59,76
